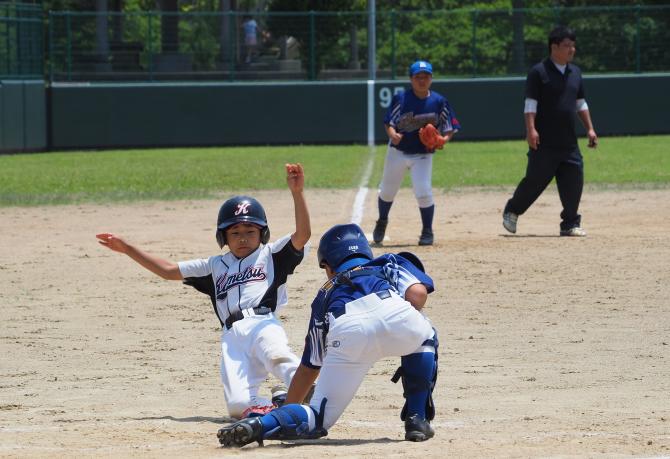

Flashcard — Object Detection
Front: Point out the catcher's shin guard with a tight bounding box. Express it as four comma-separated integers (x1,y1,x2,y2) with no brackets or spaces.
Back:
218,401,330,447
217,417,264,448
391,329,439,421
264,400,328,441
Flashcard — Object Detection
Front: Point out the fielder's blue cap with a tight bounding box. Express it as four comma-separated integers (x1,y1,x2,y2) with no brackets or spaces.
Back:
409,60,433,76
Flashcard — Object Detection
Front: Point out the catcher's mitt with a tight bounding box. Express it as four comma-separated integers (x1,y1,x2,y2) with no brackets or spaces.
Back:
419,124,446,151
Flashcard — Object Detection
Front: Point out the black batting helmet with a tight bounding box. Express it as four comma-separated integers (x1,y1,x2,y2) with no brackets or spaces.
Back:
317,223,373,270
216,195,270,248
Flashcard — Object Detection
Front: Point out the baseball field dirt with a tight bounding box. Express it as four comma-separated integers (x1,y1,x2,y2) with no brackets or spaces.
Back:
1,187,668,458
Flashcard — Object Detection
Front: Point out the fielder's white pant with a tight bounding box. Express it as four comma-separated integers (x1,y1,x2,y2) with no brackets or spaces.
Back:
220,314,300,418
378,145,434,208
308,290,434,430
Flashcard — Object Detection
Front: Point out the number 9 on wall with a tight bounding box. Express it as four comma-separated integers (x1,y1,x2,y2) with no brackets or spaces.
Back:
378,86,404,108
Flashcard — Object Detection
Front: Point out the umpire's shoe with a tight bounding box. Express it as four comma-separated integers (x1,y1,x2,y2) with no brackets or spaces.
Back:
560,226,587,237
217,417,264,447
373,219,388,244
404,414,435,442
418,228,434,246
502,211,518,234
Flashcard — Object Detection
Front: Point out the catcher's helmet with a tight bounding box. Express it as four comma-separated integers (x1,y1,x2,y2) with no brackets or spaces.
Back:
317,223,373,270
216,195,270,248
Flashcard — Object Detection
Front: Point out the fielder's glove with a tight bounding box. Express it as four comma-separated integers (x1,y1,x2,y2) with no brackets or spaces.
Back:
419,124,446,151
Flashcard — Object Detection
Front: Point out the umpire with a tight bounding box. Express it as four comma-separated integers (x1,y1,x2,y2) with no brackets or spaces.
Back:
503,26,598,237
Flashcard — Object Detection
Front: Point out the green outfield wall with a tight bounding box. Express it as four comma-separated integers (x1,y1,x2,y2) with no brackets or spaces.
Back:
0,80,46,152
49,82,368,149
46,74,670,149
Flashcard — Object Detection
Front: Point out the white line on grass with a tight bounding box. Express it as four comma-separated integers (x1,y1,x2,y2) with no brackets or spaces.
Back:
350,144,375,225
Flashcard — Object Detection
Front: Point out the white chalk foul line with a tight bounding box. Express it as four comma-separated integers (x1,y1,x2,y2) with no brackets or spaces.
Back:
350,144,376,225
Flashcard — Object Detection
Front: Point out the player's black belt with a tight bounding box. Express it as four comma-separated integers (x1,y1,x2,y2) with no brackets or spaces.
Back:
331,289,392,319
225,306,273,330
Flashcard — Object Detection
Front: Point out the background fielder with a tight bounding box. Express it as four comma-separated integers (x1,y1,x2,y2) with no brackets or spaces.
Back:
373,59,461,246
96,164,310,419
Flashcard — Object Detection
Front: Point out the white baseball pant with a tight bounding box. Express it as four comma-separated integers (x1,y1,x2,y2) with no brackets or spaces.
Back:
378,145,434,208
220,314,300,418
308,290,434,430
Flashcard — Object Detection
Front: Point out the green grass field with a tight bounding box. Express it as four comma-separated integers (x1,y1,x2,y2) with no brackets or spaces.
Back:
1,136,668,206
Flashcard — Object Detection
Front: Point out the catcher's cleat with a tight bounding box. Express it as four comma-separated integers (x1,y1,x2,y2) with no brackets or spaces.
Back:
502,211,518,234
418,228,433,246
373,219,388,244
404,414,435,442
217,417,264,448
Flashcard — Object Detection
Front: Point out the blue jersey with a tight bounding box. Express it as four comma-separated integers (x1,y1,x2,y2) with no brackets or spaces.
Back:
301,253,434,369
384,88,461,154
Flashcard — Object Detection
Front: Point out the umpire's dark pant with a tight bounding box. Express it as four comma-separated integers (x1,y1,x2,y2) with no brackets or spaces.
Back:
504,146,583,231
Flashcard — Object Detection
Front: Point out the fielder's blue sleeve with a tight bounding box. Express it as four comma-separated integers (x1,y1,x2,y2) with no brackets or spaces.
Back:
300,285,331,369
384,92,404,127
394,255,435,294
368,254,434,295
439,98,461,133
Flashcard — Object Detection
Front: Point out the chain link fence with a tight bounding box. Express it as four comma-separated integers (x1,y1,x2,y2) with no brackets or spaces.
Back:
18,5,670,82
0,2,42,78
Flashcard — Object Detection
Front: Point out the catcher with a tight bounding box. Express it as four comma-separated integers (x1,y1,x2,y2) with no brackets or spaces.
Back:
217,223,439,447
372,59,460,246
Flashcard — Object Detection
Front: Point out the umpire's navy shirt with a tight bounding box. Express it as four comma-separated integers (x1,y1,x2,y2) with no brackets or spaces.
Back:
526,58,585,149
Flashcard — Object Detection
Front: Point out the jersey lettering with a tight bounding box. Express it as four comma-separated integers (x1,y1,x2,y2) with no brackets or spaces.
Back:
396,112,438,132
216,265,267,294
178,234,303,325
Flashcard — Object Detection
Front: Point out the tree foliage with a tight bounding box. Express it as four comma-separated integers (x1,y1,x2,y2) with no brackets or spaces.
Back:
40,0,670,78
265,0,363,77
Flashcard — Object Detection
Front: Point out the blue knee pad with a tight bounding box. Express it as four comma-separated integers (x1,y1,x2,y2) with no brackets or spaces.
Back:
392,328,439,421
260,399,328,440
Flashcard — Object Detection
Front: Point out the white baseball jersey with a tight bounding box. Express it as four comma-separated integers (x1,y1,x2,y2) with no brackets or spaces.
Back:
178,234,304,326
178,234,305,418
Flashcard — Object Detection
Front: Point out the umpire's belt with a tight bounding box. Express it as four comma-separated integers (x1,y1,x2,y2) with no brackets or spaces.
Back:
331,289,392,319
225,306,272,330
